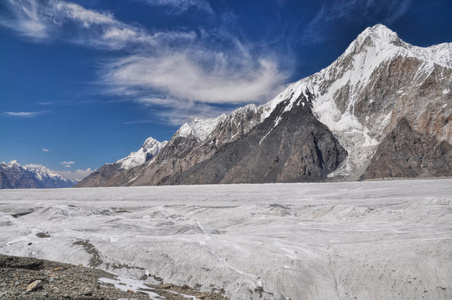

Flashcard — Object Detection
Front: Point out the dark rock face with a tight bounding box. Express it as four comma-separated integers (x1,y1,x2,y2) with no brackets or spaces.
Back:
362,118,452,179
167,95,347,184
76,163,123,187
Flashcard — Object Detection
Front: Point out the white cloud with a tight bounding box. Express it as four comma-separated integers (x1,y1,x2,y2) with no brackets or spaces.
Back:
4,111,43,118
105,53,286,104
0,0,52,40
42,148,50,152
1,0,193,49
55,168,93,181
60,161,75,168
56,2,116,27
54,2,183,50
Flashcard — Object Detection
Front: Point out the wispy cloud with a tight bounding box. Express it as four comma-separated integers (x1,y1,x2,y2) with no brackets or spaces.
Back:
304,0,413,43
138,97,230,125
105,53,286,104
42,148,50,152
3,111,44,118
136,0,213,14
0,0,53,40
0,0,194,48
0,0,288,124
60,161,75,168
122,119,154,125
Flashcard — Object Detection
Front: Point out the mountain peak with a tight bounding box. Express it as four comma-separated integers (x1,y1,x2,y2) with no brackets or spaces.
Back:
6,160,20,168
342,24,403,58
142,137,162,150
361,24,399,42
174,116,224,142
117,137,168,170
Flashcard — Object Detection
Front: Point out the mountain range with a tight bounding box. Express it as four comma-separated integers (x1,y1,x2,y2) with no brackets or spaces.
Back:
76,24,451,187
0,161,77,189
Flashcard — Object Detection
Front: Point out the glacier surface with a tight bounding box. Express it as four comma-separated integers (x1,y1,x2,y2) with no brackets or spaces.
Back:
0,179,451,299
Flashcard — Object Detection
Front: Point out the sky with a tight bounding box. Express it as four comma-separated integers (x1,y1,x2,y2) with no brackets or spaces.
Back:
1,0,451,180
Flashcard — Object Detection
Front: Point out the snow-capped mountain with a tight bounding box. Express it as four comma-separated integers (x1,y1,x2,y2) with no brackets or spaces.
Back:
117,137,168,170
0,161,77,189
77,24,452,187
269,24,452,178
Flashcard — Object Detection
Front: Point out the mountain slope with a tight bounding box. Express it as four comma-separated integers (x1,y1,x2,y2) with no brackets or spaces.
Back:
76,137,168,187
0,161,76,189
167,92,346,184
77,24,452,187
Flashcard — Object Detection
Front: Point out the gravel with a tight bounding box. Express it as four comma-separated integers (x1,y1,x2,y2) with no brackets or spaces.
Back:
0,254,227,300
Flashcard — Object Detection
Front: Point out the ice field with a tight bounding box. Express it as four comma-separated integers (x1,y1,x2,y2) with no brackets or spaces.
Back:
1,179,451,299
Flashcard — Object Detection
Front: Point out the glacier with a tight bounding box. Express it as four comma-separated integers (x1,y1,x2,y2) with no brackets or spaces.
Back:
1,179,451,299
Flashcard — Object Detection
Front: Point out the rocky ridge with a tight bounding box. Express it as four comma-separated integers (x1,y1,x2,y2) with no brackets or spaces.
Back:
0,161,76,189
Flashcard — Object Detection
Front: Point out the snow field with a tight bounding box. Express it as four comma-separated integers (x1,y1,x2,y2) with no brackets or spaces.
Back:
0,179,451,299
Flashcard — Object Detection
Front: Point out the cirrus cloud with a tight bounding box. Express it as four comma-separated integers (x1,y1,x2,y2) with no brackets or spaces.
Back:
0,0,288,124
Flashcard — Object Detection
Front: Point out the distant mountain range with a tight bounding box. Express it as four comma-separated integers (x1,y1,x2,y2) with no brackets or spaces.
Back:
76,24,451,187
0,161,77,189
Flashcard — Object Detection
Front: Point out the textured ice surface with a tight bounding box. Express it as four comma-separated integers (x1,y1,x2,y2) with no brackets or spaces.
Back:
1,179,451,299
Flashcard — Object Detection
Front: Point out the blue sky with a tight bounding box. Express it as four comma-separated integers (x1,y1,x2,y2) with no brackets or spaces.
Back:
1,0,451,179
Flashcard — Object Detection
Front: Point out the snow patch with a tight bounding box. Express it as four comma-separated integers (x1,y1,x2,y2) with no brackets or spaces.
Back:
175,116,224,142
117,137,168,170
99,276,163,299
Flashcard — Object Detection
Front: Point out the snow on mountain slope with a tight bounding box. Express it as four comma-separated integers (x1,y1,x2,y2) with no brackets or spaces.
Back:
260,24,452,178
117,137,168,170
0,161,76,189
173,116,225,142
25,163,67,181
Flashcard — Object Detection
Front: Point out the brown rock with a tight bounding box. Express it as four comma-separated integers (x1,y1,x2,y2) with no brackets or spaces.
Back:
26,280,44,292
362,118,452,179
